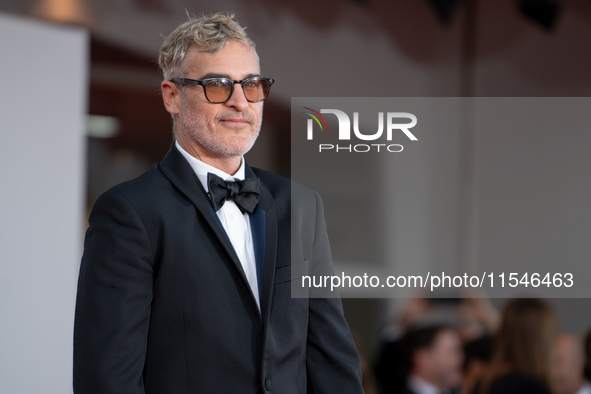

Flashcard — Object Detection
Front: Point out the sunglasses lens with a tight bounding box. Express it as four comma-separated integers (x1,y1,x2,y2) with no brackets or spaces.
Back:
205,79,233,103
243,78,271,102
202,78,273,103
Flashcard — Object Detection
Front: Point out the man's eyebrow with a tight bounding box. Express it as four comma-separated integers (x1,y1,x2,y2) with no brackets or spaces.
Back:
198,72,262,80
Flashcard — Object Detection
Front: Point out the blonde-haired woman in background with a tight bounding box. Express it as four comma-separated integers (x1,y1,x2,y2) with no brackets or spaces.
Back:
474,298,558,394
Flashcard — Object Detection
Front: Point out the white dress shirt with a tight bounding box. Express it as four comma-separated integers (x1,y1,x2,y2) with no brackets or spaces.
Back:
577,382,591,394
176,141,260,308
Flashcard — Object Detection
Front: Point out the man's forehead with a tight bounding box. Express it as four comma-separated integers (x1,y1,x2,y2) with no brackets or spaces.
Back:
184,42,260,78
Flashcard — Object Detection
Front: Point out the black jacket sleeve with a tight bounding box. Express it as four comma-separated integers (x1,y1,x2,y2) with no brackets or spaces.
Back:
73,189,153,394
305,190,364,393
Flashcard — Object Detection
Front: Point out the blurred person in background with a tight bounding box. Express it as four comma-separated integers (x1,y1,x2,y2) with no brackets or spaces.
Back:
474,298,558,394
396,323,464,394
456,296,499,342
460,335,493,394
375,295,498,394
375,297,436,394
554,333,591,394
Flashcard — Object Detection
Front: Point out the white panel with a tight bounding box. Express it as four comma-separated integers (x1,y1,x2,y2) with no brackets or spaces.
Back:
0,13,88,394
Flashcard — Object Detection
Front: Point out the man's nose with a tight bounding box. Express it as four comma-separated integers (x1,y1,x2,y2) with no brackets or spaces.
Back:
225,83,249,111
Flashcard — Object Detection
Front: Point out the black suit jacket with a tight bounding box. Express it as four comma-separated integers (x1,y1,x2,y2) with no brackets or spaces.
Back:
73,143,363,394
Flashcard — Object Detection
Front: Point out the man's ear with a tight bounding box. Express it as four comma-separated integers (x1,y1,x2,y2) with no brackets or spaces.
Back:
161,80,180,116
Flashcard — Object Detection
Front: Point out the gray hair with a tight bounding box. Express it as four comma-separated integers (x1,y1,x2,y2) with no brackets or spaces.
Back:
158,12,256,81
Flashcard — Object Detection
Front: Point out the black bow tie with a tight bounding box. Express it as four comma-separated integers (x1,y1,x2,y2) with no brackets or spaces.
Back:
207,172,261,214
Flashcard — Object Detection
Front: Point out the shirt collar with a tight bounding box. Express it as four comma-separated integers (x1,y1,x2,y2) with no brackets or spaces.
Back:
408,375,441,394
175,140,245,192
577,382,591,394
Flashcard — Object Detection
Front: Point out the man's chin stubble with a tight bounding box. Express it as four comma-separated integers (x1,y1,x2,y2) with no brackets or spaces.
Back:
188,130,259,159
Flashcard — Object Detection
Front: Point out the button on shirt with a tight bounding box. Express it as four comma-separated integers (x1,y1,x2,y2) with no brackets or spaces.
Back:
176,141,260,308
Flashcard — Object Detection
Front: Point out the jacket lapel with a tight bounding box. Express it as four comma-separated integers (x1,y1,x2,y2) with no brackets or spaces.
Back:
245,165,278,324
159,143,261,314
249,207,266,302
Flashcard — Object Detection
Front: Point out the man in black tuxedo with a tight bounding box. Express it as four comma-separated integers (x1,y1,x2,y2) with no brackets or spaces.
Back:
396,324,463,394
73,12,363,394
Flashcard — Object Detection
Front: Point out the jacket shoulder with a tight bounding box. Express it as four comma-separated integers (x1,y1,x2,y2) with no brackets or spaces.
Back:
251,167,326,225
252,167,317,197
251,167,290,191
94,163,168,207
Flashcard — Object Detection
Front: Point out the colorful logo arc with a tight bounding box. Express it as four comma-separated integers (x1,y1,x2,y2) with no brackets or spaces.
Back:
302,107,329,132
